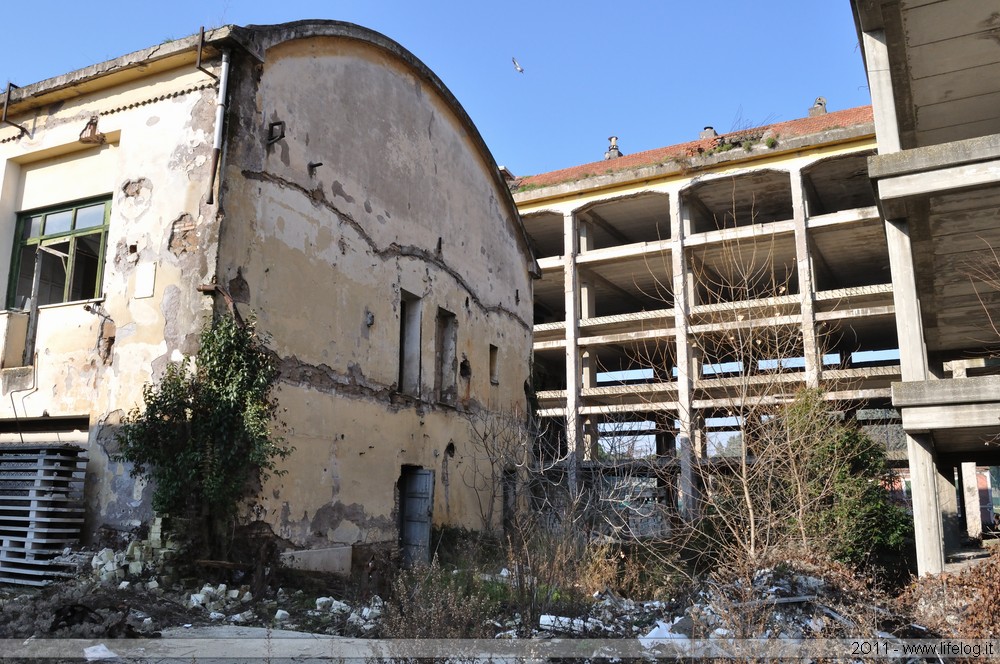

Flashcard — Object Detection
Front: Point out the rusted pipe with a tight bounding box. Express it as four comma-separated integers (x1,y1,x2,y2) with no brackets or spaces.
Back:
205,50,230,205
1,82,28,137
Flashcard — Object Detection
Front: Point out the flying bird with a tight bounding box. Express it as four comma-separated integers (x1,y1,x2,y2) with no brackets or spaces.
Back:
512,57,524,74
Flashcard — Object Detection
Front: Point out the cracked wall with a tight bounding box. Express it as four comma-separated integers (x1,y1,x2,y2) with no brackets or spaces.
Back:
217,31,534,559
0,61,223,538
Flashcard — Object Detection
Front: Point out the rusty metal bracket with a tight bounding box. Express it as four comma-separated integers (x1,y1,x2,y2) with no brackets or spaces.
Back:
2,82,28,137
196,27,219,80
78,116,105,144
197,283,245,327
267,121,285,145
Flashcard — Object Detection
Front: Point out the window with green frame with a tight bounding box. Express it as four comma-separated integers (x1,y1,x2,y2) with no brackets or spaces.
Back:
7,197,111,310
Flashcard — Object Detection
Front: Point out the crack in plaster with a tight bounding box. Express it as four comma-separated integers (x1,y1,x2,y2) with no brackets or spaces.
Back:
242,169,531,333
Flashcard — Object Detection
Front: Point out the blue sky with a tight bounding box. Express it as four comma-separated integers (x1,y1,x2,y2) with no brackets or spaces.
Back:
1,1,870,176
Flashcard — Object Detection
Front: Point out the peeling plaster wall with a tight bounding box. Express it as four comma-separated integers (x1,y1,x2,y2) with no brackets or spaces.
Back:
218,31,534,554
0,64,223,536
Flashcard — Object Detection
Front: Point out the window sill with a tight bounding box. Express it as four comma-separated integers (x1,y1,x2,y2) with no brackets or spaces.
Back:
8,297,106,313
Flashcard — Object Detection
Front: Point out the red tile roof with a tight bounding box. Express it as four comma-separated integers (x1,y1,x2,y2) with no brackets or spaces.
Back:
516,105,874,190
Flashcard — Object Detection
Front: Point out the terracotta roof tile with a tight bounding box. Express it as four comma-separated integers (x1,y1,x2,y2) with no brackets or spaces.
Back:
516,105,874,190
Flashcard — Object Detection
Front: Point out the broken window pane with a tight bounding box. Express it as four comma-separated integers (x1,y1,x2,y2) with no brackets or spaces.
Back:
70,234,102,301
37,241,70,307
9,199,110,309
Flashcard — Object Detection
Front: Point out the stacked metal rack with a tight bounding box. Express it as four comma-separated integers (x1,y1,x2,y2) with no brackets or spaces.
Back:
0,445,86,585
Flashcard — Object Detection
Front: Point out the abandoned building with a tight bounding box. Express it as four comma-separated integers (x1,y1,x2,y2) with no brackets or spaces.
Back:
513,106,898,535
0,21,536,582
511,0,1000,578
851,0,1000,576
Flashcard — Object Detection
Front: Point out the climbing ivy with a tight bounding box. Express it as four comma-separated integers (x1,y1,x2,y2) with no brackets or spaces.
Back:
115,313,291,554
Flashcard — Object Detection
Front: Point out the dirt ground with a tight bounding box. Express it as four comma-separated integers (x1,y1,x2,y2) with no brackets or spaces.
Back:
2,544,998,645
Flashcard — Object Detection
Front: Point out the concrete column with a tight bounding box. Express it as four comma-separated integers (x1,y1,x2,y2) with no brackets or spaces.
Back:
937,463,961,553
671,191,698,519
906,434,945,574
961,462,983,539
789,166,820,387
579,221,599,460
886,218,944,574
862,29,902,154
563,211,583,493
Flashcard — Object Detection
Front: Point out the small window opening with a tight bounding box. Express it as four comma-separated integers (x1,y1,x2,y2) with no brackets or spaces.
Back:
489,344,499,385
459,357,471,379
435,308,458,405
398,290,422,396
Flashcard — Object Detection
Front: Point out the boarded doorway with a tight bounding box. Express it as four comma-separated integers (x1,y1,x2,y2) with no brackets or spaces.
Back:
399,466,434,566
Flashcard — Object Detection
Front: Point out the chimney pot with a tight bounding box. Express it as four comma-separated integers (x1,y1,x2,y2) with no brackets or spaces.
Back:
808,96,828,117
700,126,718,139
604,136,622,160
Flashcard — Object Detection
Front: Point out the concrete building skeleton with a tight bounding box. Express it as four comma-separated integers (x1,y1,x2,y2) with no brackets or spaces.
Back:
514,85,998,571
514,106,901,526
0,21,536,581
851,0,1000,576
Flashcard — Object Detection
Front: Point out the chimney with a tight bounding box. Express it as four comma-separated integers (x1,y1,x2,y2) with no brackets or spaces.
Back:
808,97,827,117
700,126,718,139
604,136,622,160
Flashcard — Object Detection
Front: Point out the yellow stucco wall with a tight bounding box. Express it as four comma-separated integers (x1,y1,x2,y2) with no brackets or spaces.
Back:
218,34,534,552
0,25,535,566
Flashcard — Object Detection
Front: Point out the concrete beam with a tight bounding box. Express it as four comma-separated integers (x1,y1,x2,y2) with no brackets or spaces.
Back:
900,403,1000,432
892,375,1000,407
576,238,672,265
814,305,894,321
684,219,796,247
805,206,880,229
877,160,1000,202
868,133,1000,179
577,328,676,347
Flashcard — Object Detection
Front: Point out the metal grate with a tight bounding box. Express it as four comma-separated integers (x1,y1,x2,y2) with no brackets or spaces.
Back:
0,445,86,586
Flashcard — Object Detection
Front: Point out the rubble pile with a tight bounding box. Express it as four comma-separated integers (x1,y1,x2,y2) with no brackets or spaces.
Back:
902,546,1000,638
637,565,934,645
87,518,179,585
535,590,671,637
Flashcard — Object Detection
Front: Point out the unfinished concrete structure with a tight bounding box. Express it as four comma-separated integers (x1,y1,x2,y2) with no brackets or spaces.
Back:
852,0,1000,575
0,21,535,579
514,106,899,523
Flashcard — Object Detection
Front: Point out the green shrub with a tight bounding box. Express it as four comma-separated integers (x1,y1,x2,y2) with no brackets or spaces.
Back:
114,313,291,556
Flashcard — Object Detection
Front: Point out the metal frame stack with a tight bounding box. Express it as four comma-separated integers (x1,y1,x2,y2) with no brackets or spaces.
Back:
0,444,86,585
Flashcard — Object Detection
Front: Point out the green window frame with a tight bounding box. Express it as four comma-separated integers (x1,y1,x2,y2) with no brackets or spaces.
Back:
7,197,111,310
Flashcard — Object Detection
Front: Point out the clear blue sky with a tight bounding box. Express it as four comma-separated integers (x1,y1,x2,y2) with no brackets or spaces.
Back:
1,1,870,177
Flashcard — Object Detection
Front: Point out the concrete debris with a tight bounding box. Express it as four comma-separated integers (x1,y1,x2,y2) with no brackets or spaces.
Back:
274,609,290,622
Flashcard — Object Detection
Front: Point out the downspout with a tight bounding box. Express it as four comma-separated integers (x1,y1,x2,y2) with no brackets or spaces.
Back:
205,50,231,205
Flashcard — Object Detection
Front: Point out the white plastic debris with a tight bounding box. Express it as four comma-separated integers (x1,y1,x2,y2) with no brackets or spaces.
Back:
642,620,689,641
83,644,118,661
